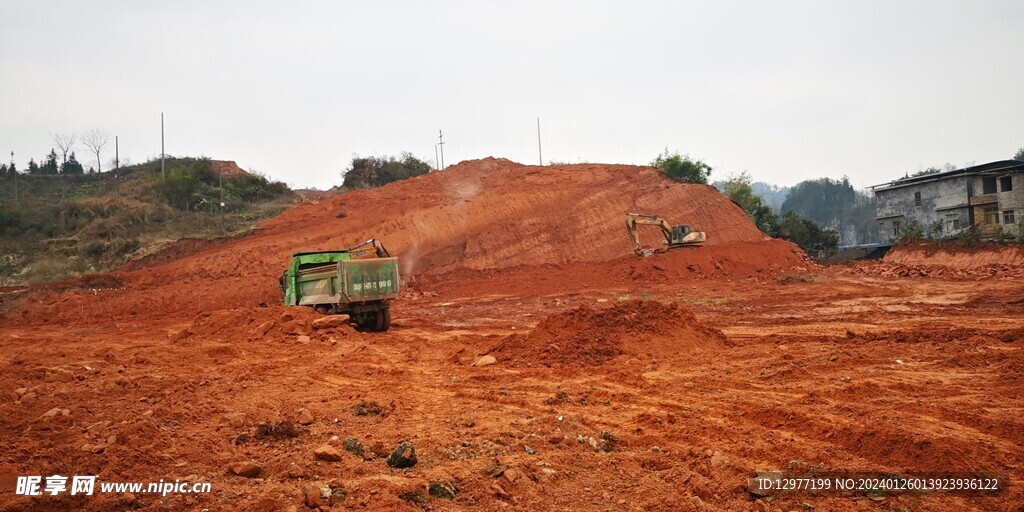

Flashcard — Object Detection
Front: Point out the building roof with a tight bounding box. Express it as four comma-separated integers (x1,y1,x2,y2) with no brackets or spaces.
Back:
870,160,1024,192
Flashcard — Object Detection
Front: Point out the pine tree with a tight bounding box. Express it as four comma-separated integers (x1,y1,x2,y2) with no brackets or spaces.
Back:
62,152,84,174
0,164,8,177
27,158,40,174
41,149,59,175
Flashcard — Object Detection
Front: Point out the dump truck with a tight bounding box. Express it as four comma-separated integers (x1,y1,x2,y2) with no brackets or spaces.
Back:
280,239,399,331
625,212,707,257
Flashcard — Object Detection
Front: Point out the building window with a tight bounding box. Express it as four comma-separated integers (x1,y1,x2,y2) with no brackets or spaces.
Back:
983,176,998,194
984,206,1000,225
1004,210,1015,225
892,220,901,238
914,191,922,207
945,217,961,232
1000,176,1013,192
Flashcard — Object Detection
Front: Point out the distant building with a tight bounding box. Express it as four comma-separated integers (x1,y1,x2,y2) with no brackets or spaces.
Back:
871,160,1024,240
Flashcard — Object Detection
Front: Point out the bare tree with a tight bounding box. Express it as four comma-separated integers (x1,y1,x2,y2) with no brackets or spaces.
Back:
82,129,108,173
52,133,77,165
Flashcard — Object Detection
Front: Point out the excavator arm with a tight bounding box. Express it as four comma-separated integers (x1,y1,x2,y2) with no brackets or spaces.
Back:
625,213,706,257
344,239,392,259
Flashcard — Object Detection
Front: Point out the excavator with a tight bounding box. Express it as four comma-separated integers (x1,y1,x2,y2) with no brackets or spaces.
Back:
625,213,707,257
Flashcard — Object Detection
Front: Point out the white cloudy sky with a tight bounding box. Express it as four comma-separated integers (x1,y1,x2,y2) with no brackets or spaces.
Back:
1,1,1022,190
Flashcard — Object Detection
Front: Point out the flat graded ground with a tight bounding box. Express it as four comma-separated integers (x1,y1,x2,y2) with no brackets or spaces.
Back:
1,269,1021,511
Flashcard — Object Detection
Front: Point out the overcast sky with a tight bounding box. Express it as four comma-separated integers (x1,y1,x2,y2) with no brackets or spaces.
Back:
2,1,1022,190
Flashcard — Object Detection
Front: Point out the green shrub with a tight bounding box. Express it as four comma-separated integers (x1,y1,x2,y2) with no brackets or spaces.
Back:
342,153,431,189
651,149,711,184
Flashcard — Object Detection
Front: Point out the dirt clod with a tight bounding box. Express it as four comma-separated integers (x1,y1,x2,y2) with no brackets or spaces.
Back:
386,441,417,468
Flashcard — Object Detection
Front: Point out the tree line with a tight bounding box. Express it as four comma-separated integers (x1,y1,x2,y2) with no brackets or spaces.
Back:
2,130,111,177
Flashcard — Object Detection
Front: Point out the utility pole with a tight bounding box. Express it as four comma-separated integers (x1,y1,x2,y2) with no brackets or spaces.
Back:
219,164,224,232
536,117,543,166
437,130,445,170
115,136,119,170
434,144,440,171
161,113,165,179
10,151,16,206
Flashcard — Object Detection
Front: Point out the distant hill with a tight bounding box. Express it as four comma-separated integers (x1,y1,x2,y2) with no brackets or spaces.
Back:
713,180,791,211
750,182,791,211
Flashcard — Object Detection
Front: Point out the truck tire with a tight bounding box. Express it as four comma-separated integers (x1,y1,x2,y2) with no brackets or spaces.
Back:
377,308,391,332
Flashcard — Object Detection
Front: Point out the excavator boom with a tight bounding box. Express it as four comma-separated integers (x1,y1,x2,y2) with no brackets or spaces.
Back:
625,213,707,257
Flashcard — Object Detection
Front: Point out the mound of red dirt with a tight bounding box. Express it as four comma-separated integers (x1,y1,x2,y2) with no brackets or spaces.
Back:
173,306,354,343
8,158,806,326
885,243,1024,268
846,243,1024,279
211,160,250,177
488,300,727,367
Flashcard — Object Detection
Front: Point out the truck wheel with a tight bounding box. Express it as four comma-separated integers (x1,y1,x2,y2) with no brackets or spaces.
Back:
376,308,391,332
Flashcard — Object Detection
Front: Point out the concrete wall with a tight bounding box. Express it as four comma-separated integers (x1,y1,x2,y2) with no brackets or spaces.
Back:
874,175,971,239
875,172,1023,239
969,173,1023,236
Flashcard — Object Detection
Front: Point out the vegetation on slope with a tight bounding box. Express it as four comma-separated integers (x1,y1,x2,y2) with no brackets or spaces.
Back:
0,157,293,285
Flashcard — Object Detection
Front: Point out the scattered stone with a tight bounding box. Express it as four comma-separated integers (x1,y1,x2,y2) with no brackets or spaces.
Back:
52,370,75,383
19,392,37,403
330,487,348,505
312,315,348,330
503,469,521,484
463,418,476,428
354,401,387,417
86,420,110,435
386,442,417,468
295,335,311,343
342,438,364,456
400,490,428,508
523,445,536,455
473,355,497,367
228,462,261,478
224,412,247,428
42,407,70,418
14,387,27,397
689,495,706,511
281,320,312,336
255,421,299,439
304,487,326,509
314,445,343,462
483,458,506,478
491,482,510,500
596,430,617,452
80,443,102,453
295,408,314,425
540,468,557,479
286,463,308,479
256,321,275,336
428,481,457,500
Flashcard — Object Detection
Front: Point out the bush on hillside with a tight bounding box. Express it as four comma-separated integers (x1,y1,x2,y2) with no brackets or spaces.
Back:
341,153,431,189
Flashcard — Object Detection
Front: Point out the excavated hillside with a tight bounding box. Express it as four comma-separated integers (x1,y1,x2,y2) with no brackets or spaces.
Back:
9,158,805,325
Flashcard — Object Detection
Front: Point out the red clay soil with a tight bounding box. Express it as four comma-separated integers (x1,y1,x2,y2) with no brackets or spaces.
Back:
210,160,250,177
885,242,1024,268
5,159,1022,511
846,243,1024,279
488,300,728,367
8,158,801,327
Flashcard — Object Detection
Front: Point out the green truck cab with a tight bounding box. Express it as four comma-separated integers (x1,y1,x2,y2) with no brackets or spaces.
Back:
280,240,399,331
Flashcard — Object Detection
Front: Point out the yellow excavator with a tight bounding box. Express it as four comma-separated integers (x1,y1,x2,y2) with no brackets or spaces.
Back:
625,213,707,257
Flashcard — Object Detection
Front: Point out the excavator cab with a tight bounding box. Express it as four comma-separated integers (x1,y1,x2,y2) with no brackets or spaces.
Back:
670,225,694,245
